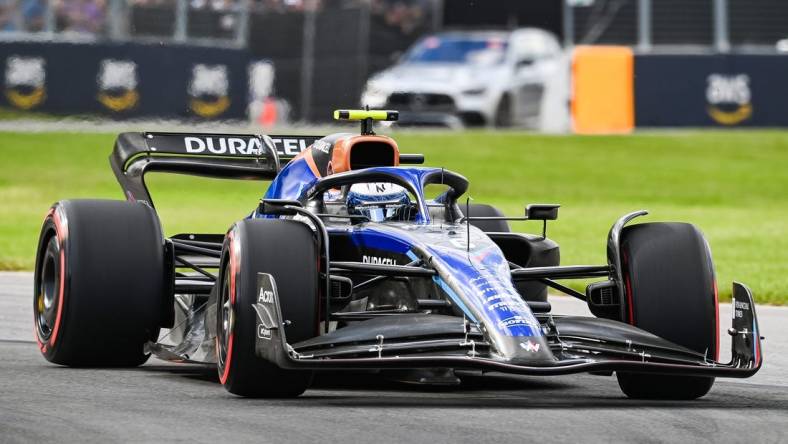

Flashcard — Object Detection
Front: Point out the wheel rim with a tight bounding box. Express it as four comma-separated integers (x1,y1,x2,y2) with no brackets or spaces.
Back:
35,236,60,341
217,263,233,373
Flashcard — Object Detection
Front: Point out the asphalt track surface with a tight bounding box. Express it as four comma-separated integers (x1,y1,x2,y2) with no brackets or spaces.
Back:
1,272,786,443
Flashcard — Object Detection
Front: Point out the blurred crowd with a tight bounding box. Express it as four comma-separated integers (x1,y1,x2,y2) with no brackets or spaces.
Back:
0,0,47,32
0,0,106,34
252,0,428,34
369,0,428,35
0,0,431,37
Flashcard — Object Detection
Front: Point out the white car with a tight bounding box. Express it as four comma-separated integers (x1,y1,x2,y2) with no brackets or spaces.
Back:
361,28,562,128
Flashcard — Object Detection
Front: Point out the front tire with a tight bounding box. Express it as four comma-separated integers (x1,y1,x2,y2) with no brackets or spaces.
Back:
34,200,164,366
216,219,318,397
615,222,718,400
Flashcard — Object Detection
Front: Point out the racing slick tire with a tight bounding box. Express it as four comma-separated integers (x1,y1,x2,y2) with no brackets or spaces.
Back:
34,200,164,367
465,203,510,233
217,219,318,398
616,222,717,400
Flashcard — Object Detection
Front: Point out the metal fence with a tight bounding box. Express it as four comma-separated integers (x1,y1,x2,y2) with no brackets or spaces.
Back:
564,0,788,52
4,0,786,124
0,0,437,48
0,0,436,121
5,0,785,51
0,0,249,46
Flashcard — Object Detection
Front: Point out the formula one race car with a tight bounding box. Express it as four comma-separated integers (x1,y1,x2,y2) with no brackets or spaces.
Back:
34,110,762,399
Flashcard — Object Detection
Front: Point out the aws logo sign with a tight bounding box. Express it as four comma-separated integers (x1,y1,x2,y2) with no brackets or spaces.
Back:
4,56,46,110
189,64,230,118
97,59,139,113
706,74,752,126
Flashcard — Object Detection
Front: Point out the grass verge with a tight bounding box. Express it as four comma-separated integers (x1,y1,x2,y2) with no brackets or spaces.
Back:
1,130,786,303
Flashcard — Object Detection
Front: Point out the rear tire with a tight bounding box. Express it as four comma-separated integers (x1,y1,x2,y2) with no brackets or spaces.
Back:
216,219,318,397
615,222,718,400
34,200,164,366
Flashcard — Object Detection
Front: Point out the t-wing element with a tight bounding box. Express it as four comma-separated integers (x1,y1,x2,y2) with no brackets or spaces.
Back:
334,109,399,135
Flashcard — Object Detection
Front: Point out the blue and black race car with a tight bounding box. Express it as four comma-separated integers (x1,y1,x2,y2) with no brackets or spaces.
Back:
34,110,762,399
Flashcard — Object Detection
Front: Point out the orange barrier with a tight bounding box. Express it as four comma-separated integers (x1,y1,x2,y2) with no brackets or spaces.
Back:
257,97,278,127
571,46,634,134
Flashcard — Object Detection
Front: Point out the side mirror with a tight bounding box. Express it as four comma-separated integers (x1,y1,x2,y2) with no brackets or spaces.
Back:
526,204,559,221
526,204,560,238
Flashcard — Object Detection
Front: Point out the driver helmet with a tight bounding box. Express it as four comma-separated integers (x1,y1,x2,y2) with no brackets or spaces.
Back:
346,182,411,222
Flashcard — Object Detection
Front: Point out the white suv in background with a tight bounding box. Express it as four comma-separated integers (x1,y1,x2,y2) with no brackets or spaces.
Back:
361,28,562,128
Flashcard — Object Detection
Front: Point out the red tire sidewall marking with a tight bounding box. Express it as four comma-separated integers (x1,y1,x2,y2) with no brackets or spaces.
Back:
705,238,719,362
37,207,67,354
219,230,238,385
713,280,720,361
622,251,635,324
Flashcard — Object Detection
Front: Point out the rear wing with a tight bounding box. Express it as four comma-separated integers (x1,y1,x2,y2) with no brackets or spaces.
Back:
110,132,323,206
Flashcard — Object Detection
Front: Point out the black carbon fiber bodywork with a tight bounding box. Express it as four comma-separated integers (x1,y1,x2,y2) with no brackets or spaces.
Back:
252,274,762,379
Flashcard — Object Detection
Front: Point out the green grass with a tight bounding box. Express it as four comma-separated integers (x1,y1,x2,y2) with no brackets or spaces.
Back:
0,106,61,121
1,130,787,304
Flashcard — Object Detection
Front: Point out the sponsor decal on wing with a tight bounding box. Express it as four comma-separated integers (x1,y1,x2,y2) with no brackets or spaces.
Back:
362,255,398,265
178,136,312,157
258,287,274,304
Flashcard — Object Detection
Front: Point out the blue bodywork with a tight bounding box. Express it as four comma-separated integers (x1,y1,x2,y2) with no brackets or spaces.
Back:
264,160,438,224
256,157,550,362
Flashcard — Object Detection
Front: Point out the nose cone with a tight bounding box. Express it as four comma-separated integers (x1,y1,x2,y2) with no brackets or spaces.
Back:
422,226,555,363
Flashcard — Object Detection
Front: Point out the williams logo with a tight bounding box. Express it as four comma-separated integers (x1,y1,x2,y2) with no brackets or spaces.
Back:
97,59,139,112
706,74,752,126
189,64,230,118
520,340,541,353
4,56,46,110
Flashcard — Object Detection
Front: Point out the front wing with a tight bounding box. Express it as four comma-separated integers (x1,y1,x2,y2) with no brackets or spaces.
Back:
252,273,762,378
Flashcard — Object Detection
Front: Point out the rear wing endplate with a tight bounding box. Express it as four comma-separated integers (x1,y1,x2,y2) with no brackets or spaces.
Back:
110,132,322,207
